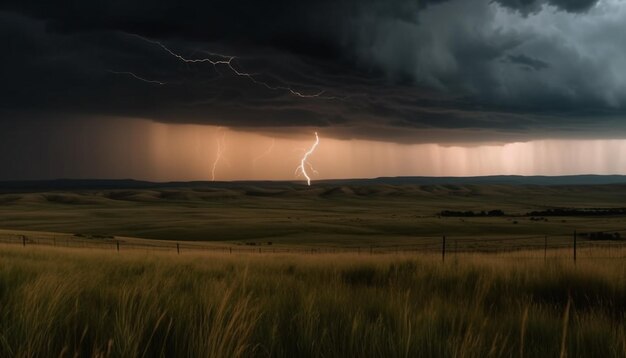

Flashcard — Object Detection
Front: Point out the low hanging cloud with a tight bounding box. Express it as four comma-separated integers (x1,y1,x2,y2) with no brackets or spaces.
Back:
494,0,600,14
503,54,550,71
1,0,626,143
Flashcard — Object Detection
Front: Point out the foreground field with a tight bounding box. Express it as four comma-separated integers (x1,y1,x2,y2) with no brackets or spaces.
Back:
1,246,624,357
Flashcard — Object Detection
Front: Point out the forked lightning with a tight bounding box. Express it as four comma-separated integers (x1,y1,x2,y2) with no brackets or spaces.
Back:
295,132,320,186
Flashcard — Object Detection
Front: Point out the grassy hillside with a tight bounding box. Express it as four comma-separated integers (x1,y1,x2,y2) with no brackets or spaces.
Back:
0,246,624,357
2,184,626,244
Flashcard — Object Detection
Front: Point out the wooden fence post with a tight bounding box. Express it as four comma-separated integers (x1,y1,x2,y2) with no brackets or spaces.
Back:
177,243,180,254
116,241,120,252
573,230,577,264
544,235,547,262
22,235,26,247
442,235,446,262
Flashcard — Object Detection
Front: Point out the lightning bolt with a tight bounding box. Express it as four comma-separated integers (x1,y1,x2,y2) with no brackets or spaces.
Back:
129,34,330,98
211,130,227,181
295,132,320,186
107,70,166,85
252,138,276,167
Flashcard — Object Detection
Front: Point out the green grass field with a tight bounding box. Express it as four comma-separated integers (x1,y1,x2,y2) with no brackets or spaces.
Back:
0,246,624,357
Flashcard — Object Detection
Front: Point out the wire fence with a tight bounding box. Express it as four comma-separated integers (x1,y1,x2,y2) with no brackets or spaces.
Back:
2,228,626,260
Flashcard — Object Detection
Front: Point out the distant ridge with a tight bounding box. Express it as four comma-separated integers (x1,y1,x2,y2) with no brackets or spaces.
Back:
332,175,626,186
2,175,626,191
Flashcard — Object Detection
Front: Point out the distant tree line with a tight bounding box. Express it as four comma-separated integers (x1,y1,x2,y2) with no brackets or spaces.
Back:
581,232,623,241
440,207,626,218
526,208,626,216
74,233,115,240
439,210,505,217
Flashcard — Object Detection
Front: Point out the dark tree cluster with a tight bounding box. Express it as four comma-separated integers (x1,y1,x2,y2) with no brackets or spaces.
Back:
581,232,623,241
527,208,626,217
439,209,505,217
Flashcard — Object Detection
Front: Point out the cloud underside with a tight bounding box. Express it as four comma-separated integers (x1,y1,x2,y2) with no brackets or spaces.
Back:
1,0,626,143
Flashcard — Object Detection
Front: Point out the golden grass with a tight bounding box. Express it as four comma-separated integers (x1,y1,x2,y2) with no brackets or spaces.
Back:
0,246,624,357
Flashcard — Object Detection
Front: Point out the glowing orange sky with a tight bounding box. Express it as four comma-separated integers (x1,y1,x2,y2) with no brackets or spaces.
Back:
4,117,625,181
140,120,626,182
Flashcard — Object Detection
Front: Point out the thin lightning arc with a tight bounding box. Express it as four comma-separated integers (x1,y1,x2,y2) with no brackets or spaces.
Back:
252,138,276,167
107,70,166,85
295,132,320,186
211,131,227,181
130,34,328,98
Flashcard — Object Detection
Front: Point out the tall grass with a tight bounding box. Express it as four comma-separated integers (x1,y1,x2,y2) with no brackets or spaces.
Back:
0,246,624,357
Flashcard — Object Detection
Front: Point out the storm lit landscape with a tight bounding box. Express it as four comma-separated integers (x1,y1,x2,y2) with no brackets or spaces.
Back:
2,0,626,356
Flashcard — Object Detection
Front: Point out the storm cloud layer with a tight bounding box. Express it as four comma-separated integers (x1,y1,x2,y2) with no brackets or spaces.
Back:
2,0,626,143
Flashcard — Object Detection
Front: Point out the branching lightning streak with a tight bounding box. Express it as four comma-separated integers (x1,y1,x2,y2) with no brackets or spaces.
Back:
252,138,276,167
133,34,235,65
130,34,328,98
107,70,166,85
295,132,320,186
211,131,227,181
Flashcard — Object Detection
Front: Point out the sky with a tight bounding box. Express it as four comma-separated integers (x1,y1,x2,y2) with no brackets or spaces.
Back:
2,0,626,181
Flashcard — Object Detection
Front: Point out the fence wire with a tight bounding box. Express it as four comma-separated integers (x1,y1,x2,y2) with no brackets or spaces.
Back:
1,229,626,259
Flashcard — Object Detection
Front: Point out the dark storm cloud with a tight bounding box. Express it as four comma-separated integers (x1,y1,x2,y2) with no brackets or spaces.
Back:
494,0,599,14
1,0,626,144
0,0,448,59
503,54,550,71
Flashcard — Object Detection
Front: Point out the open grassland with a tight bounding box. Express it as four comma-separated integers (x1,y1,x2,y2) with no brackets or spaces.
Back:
0,246,625,357
2,184,626,245
2,183,626,357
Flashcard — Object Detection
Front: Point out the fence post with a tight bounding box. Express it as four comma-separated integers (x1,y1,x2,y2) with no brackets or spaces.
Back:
177,243,180,254
442,235,446,262
357,246,360,255
229,247,232,254
573,230,577,264
22,235,26,247
116,241,120,252
544,235,547,262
